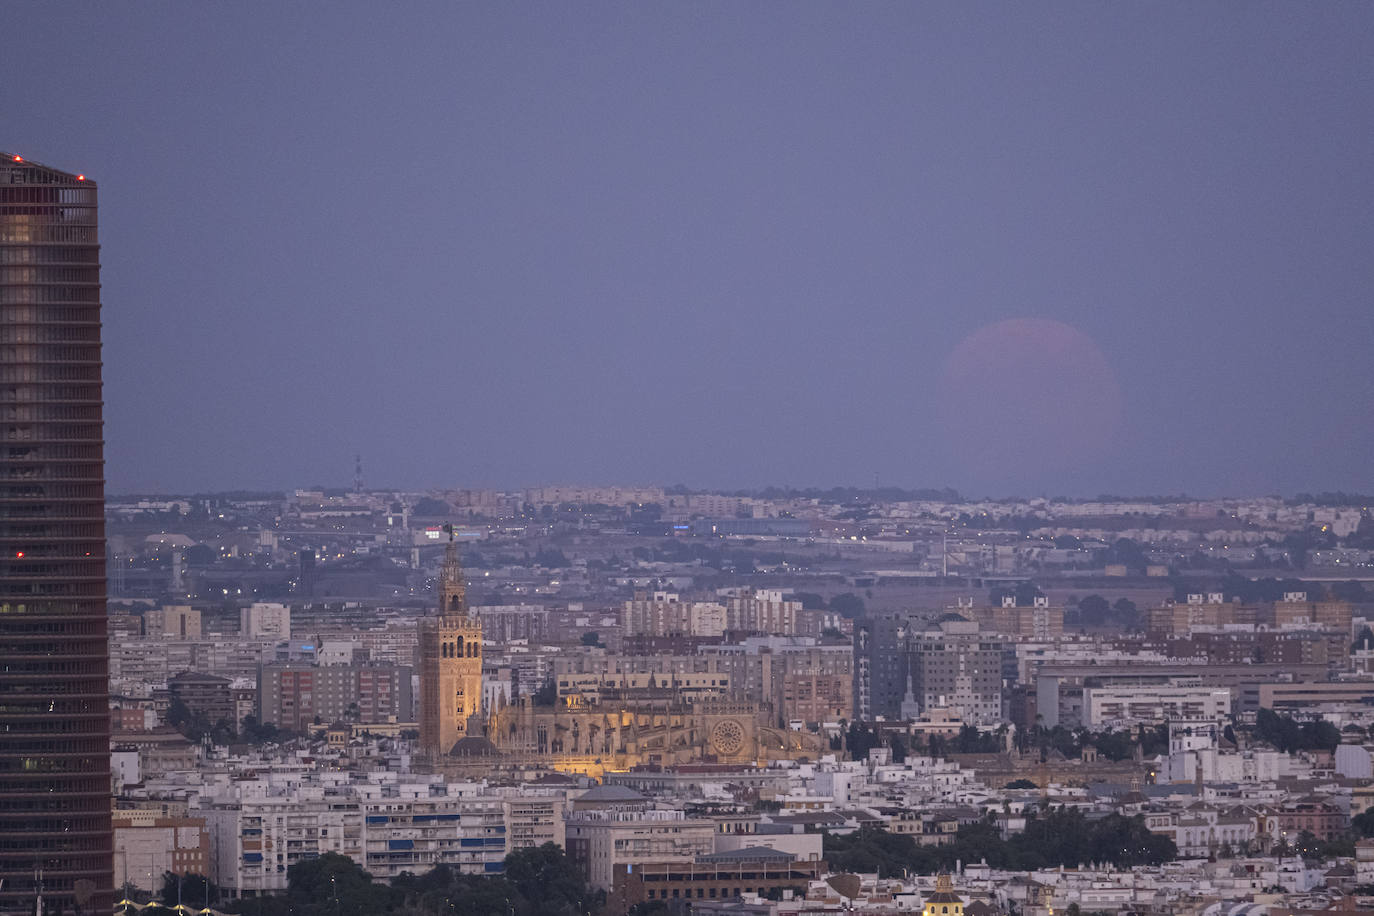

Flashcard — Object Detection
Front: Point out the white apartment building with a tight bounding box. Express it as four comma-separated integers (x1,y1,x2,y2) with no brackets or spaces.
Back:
201,786,363,896
360,794,509,878
622,592,726,638
241,602,291,640
145,605,202,639
565,807,715,892
1083,682,1231,727
721,588,817,637
198,776,568,895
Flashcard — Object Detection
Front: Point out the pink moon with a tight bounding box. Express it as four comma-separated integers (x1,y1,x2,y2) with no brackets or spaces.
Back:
936,318,1124,484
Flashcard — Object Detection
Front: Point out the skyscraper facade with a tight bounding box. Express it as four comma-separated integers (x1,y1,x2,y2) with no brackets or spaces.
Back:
0,152,114,913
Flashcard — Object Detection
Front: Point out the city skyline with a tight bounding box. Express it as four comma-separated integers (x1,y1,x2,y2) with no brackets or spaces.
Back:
4,4,1372,498
6,5,1374,912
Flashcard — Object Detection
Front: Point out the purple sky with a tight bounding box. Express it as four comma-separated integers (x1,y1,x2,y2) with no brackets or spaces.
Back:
7,3,1373,497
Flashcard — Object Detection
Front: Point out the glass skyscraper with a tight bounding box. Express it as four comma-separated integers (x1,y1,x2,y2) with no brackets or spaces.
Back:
0,151,113,914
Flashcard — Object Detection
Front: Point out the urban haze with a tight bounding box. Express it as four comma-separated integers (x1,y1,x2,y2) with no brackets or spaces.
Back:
6,3,1374,497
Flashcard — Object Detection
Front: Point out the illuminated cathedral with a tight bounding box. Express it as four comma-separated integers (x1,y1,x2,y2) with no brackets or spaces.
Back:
418,526,824,779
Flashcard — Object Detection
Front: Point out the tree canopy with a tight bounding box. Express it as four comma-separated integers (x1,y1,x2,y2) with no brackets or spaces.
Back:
215,844,601,916
823,811,1175,876
1254,709,1340,753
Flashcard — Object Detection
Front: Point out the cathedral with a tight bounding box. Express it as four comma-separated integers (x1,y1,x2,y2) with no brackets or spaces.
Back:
418,529,825,779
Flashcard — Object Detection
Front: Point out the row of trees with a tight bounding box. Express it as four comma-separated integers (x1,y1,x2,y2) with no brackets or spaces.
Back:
1068,595,1141,629
823,810,1176,875
1014,723,1170,762
1254,708,1341,753
166,698,288,745
832,723,1006,762
835,722,1170,765
845,711,1338,763
130,845,601,916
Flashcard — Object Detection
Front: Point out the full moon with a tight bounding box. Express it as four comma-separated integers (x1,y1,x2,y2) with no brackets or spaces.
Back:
936,318,1124,488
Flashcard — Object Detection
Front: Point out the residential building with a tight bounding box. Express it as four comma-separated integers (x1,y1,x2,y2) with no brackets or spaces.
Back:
612,847,823,912
112,811,209,894
622,591,726,638
565,804,716,892
853,614,913,721
956,596,1065,639
910,620,1004,726
257,662,413,732
146,604,202,639
723,588,821,637
167,671,235,725
240,602,290,640
1082,680,1231,726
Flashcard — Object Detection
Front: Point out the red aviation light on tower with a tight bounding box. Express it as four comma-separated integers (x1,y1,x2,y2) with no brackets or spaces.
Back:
76,175,85,181
12,155,21,162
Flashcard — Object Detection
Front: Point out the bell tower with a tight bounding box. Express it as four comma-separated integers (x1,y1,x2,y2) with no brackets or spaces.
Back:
438,523,466,615
419,525,484,756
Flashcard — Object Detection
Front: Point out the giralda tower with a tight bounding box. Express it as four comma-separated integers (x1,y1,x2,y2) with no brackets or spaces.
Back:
418,526,483,756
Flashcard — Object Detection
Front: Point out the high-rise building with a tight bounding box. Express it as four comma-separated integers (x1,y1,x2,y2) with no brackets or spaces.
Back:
418,531,483,755
852,614,914,721
0,152,114,912
853,615,1004,725
909,620,1005,726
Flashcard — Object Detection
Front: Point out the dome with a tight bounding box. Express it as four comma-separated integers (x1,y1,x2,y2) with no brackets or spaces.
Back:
448,735,499,757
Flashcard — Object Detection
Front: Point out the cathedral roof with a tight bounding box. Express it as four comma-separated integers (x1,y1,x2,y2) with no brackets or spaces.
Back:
447,736,499,757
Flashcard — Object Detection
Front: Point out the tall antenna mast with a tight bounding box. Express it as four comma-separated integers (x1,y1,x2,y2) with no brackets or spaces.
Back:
353,454,364,494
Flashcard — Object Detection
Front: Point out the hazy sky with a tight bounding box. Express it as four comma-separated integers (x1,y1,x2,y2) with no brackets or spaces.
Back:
7,3,1372,497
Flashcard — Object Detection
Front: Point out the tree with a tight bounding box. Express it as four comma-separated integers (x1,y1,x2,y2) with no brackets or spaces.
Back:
533,548,568,568
1331,580,1369,602
823,826,923,877
845,722,881,759
165,696,192,731
503,843,602,915
1112,598,1141,629
286,852,394,916
159,872,217,909
165,696,214,742
1353,625,1374,653
829,593,866,618
953,725,1001,754
1079,594,1110,618
1103,538,1148,573
579,631,601,648
822,812,1174,876
1004,779,1037,790
411,497,451,516
1254,708,1339,753
532,678,558,706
